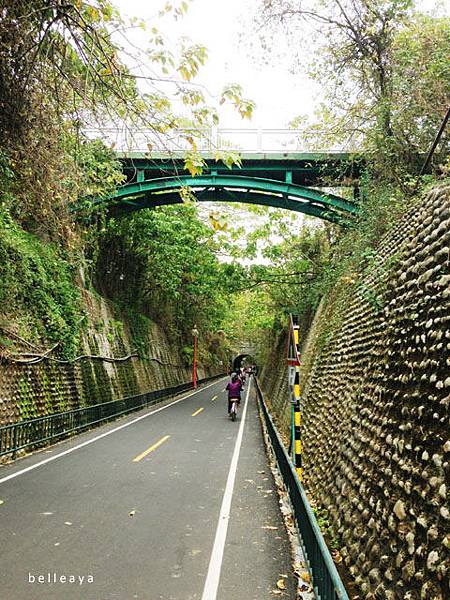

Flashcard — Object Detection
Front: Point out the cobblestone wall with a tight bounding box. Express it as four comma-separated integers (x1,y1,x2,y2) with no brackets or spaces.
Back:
0,292,211,428
260,186,449,600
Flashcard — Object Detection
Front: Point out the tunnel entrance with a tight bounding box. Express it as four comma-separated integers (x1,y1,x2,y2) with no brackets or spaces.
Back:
232,354,257,372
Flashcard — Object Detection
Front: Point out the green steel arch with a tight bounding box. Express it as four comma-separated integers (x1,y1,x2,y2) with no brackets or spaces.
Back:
104,173,358,224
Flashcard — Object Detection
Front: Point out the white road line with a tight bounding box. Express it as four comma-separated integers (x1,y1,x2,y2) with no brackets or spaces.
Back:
0,378,225,485
201,380,251,600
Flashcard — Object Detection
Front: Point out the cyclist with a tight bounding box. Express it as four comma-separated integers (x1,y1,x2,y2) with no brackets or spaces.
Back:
225,372,242,416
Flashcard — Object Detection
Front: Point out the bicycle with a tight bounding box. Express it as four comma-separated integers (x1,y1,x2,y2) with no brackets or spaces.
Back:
229,398,239,421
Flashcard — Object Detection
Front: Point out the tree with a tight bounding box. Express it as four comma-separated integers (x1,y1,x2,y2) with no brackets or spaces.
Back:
0,0,255,358
95,203,233,341
388,14,450,172
258,1,449,182
0,0,254,237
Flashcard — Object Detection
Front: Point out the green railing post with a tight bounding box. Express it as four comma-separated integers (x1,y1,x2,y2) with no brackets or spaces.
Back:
12,425,18,459
254,377,350,600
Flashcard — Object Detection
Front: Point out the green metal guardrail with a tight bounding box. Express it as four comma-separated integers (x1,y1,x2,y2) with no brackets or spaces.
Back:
254,377,349,600
0,374,225,459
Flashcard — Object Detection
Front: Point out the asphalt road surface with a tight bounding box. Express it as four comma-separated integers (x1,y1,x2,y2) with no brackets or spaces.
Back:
0,377,296,600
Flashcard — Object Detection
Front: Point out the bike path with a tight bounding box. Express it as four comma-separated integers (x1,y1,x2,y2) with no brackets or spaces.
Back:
217,383,295,600
0,377,295,600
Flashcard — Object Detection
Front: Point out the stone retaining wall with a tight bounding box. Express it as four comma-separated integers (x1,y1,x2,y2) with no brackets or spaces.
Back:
260,186,449,600
0,292,214,428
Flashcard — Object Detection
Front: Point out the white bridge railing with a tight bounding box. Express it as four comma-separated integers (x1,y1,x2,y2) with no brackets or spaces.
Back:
83,127,341,154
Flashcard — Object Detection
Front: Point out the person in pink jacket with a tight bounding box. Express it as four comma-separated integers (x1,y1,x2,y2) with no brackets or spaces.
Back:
225,373,242,415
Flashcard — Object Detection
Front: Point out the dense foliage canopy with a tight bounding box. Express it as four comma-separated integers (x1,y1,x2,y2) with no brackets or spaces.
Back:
0,0,253,362
0,0,448,367
228,0,450,357
259,0,449,182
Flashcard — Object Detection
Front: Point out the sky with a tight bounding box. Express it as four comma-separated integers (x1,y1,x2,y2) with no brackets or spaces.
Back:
113,0,318,130
114,0,448,132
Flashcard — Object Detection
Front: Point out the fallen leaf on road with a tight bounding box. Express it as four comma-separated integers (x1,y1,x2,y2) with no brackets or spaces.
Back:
272,590,282,596
129,510,136,517
64,522,72,526
261,526,278,530
277,579,286,590
0,500,4,505
299,571,311,583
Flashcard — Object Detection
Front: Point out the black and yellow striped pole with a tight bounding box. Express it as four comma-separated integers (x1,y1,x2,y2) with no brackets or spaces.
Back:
287,315,303,482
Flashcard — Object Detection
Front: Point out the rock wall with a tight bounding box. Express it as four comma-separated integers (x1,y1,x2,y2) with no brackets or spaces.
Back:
260,186,450,600
0,291,216,427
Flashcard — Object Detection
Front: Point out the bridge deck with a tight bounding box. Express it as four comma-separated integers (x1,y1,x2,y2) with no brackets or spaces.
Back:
78,151,364,224
118,152,364,188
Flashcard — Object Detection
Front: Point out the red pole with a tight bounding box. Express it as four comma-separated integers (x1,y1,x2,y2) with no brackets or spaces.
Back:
193,333,197,389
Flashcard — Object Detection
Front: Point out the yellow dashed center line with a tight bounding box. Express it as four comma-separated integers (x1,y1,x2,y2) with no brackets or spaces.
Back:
191,407,204,417
132,435,170,462
211,395,218,402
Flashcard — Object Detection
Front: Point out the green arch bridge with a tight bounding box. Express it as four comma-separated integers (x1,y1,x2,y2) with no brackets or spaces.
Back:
91,152,364,224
